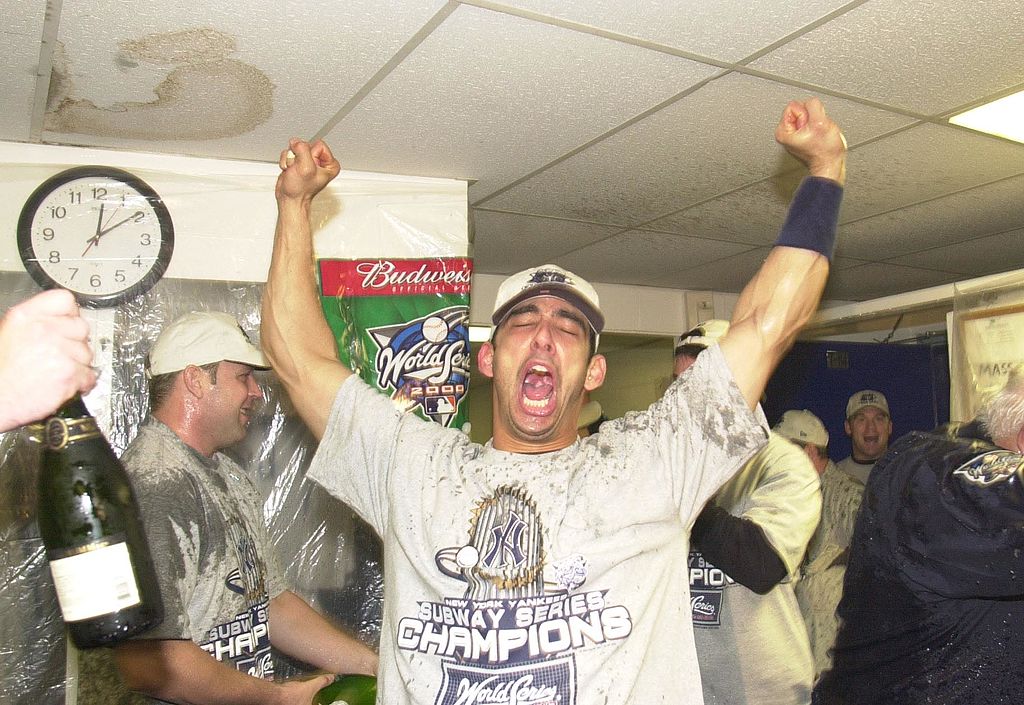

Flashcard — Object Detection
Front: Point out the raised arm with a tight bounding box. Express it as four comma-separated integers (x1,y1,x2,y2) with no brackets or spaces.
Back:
262,139,352,439
719,97,847,408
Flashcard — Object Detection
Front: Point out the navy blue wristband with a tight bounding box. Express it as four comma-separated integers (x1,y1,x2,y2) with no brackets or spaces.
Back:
774,176,843,261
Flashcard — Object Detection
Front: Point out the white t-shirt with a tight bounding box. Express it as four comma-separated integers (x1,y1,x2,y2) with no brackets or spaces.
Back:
691,433,821,705
309,343,767,705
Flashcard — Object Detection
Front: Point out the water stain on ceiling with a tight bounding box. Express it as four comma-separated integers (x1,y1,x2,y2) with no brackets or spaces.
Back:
45,27,273,141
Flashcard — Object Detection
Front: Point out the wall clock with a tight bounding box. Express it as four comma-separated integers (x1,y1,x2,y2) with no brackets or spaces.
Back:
17,166,174,308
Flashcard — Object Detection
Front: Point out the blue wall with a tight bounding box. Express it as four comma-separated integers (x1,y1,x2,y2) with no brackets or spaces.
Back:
763,341,950,463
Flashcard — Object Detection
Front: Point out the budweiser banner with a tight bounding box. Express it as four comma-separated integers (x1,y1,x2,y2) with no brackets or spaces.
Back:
319,257,472,429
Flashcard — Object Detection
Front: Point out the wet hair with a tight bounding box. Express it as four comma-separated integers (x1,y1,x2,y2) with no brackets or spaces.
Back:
148,361,220,411
978,365,1024,442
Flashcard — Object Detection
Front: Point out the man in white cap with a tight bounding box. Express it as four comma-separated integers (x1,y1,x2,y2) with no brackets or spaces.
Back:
262,95,846,704
798,390,892,680
677,322,821,705
775,409,832,476
772,408,845,679
79,311,376,705
840,389,892,481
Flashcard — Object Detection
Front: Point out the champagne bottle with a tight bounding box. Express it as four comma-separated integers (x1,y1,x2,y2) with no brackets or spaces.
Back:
313,674,377,705
35,395,164,649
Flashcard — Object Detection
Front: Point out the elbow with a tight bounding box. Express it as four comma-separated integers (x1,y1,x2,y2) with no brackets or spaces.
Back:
747,575,782,595
112,641,175,698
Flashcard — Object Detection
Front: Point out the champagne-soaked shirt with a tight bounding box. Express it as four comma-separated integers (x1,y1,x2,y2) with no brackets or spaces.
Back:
309,343,767,705
79,419,286,705
690,433,820,705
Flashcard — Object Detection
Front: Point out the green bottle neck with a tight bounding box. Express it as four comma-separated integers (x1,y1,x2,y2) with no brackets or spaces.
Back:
45,396,101,449
52,395,91,421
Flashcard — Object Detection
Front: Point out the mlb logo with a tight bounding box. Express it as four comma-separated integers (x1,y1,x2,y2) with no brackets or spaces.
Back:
425,395,457,415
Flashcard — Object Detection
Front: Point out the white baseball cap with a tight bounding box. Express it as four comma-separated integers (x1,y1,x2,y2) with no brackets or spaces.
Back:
147,311,270,377
674,319,730,356
774,409,829,447
491,264,604,348
846,389,889,419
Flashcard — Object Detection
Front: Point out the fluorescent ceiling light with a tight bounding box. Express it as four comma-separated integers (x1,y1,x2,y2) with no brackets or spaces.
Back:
468,325,491,343
949,90,1024,144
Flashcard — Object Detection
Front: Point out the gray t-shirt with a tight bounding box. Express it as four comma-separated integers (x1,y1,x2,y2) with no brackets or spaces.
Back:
309,343,767,705
78,420,286,705
690,433,821,705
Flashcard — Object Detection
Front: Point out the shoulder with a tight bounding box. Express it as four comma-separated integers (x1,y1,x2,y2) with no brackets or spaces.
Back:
122,423,204,497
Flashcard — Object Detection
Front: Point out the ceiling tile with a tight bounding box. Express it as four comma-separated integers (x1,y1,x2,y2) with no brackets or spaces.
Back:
892,227,1024,277
471,209,623,275
840,122,1024,222
326,4,719,199
495,0,855,62
554,230,751,285
751,0,1024,115
645,175,808,246
837,174,1024,260
481,73,911,226
43,0,449,160
823,262,960,301
7,0,1023,305
649,246,769,291
0,2,46,141
648,247,862,292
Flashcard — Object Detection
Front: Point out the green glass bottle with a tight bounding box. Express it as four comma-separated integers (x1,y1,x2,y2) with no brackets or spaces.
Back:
35,395,164,649
313,674,377,705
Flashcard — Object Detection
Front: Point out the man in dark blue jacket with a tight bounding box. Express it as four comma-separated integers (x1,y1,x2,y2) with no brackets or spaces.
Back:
815,367,1024,705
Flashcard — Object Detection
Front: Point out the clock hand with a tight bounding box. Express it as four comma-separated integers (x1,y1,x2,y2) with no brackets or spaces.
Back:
97,212,143,238
82,210,145,257
82,202,106,257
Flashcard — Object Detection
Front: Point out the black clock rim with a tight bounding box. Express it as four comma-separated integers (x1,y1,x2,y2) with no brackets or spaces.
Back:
17,165,175,309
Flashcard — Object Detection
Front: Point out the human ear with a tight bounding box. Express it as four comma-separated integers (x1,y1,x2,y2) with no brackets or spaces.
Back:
182,365,205,398
478,342,495,379
584,355,607,391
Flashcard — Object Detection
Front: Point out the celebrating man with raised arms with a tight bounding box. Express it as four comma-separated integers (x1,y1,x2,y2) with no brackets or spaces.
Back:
262,97,846,704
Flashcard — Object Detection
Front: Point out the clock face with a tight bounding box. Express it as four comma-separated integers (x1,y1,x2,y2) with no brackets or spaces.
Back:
17,166,174,308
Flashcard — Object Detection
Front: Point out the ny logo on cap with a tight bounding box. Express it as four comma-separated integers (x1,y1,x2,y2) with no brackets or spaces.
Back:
528,270,571,286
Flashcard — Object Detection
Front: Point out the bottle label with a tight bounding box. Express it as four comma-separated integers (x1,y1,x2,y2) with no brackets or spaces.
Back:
47,539,142,621
44,416,101,450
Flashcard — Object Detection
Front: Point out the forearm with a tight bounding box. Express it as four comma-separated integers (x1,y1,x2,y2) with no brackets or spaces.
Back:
724,246,829,407
113,639,286,705
262,197,351,438
721,177,839,407
691,503,787,594
269,591,378,676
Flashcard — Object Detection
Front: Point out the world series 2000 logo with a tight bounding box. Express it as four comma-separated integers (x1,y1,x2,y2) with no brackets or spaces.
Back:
367,306,471,427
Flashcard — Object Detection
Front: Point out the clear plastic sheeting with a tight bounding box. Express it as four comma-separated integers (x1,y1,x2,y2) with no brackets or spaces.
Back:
949,269,1024,421
0,274,382,703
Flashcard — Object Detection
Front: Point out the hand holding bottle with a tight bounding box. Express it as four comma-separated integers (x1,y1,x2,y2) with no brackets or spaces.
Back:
312,674,377,705
0,289,97,432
